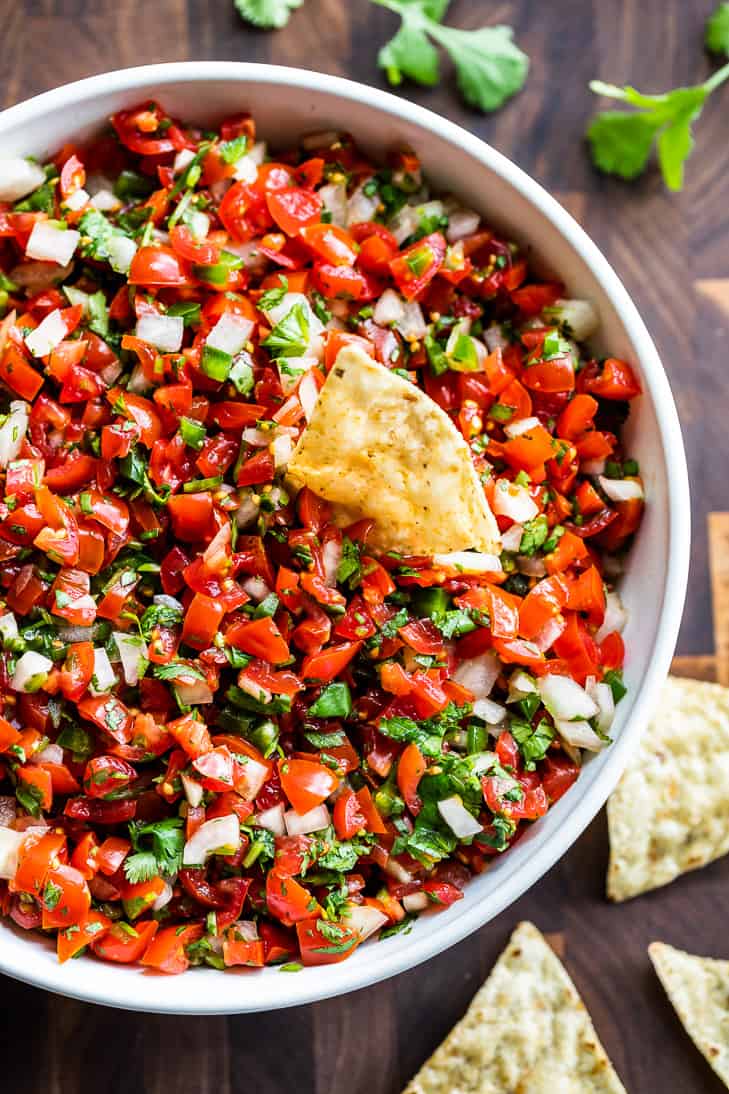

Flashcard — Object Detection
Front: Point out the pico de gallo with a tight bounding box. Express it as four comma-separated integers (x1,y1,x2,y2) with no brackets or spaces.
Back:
0,103,643,973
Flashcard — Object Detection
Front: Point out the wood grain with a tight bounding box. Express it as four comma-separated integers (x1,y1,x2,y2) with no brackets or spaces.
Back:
1,2,728,1092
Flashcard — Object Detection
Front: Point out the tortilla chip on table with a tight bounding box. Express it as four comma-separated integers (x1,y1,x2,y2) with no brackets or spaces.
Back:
607,675,729,902
402,921,626,1094
650,941,729,1087
286,345,501,556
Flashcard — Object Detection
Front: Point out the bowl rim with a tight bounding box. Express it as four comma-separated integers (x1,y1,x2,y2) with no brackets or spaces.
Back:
0,61,690,1014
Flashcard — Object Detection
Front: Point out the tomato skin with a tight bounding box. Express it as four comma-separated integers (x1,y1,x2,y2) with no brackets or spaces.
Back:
265,870,320,927
333,789,367,840
14,831,67,897
167,492,214,541
300,641,363,683
141,922,204,974
57,910,111,963
390,232,447,299
41,864,91,929
92,918,159,963
583,357,642,400
300,222,359,265
541,755,580,802
266,187,323,236
296,916,359,966
279,758,339,814
397,742,426,814
225,616,290,664
83,755,137,799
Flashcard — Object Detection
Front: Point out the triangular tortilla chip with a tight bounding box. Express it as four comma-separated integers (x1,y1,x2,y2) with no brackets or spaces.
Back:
286,345,500,555
607,675,729,902
402,921,626,1094
650,941,729,1087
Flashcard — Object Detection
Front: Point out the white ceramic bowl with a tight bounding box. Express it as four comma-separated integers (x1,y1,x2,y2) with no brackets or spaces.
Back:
0,62,689,1014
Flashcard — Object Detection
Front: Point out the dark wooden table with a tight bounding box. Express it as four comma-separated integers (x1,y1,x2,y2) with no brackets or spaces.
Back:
1,1,727,1090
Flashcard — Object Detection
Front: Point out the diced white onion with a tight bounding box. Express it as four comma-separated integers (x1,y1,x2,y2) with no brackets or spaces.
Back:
154,594,184,613
437,795,483,838
394,300,426,341
182,814,240,866
271,432,294,470
173,149,195,175
24,309,67,358
57,624,93,643
0,828,27,879
232,156,258,184
507,670,538,703
126,362,151,394
598,475,644,503
284,804,330,836
318,182,347,227
107,234,137,275
89,189,121,211
517,556,547,578
532,615,566,652
554,718,605,751
207,312,253,357
63,188,89,212
241,576,271,602
152,880,174,911
547,299,599,342
180,772,204,808
503,415,541,439
493,480,539,523
537,673,598,721
373,288,405,327
344,902,388,941
235,491,260,528
483,324,510,353
26,222,80,266
113,631,148,687
402,891,429,913
298,371,321,421
231,919,259,942
255,802,286,836
500,524,524,552
587,679,615,735
389,205,420,245
446,208,480,243
433,551,502,574
322,539,342,587
595,590,628,644
452,651,501,698
0,402,29,468
11,650,53,693
30,743,63,766
88,648,117,696
581,458,606,476
277,355,316,395
0,612,18,645
384,858,414,884
0,796,17,827
346,182,380,227
188,210,210,240
175,678,214,705
136,313,184,353
0,158,46,202
472,697,507,725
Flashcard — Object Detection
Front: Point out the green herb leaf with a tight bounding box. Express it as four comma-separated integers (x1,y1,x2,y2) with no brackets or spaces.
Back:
126,816,185,880
234,0,303,29
707,3,729,56
308,682,352,718
373,0,528,112
261,300,310,358
510,716,554,771
586,69,729,191
258,275,289,311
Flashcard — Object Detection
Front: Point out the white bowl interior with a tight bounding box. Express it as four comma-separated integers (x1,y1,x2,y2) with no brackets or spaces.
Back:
0,63,689,1013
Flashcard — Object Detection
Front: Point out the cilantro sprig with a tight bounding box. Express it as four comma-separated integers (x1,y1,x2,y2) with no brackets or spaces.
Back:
234,0,303,28
372,0,529,112
587,61,729,191
706,3,729,56
124,817,185,884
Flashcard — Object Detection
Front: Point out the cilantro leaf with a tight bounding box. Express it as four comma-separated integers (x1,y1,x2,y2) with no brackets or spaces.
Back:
707,3,729,56
336,537,362,589
258,275,289,311
261,301,310,357
122,850,158,884
234,0,303,29
587,66,729,191
126,816,184,880
510,717,554,771
78,209,131,262
372,0,528,112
